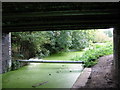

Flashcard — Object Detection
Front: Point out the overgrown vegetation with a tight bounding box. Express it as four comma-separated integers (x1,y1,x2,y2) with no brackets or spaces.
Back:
11,30,95,59
11,29,113,67
71,42,113,67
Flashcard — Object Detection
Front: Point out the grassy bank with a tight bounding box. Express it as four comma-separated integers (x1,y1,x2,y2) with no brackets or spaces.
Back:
71,42,113,67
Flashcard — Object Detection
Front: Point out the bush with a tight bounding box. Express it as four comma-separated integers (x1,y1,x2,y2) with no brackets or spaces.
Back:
93,30,112,43
71,42,113,67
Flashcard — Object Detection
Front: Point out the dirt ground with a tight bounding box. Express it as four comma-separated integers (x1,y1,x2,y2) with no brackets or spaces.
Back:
82,54,117,88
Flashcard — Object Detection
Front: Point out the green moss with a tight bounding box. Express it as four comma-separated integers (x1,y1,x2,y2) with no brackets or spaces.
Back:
2,63,83,88
43,51,83,60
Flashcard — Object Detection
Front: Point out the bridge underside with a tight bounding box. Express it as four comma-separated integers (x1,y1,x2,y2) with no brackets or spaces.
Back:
2,2,119,32
2,2,120,88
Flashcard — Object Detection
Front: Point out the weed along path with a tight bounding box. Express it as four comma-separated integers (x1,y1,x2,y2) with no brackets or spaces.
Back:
2,51,84,88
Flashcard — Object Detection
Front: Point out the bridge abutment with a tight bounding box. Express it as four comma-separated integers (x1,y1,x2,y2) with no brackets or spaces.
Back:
2,32,11,73
113,27,120,88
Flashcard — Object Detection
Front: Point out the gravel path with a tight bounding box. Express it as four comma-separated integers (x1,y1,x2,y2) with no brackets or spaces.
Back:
83,54,117,88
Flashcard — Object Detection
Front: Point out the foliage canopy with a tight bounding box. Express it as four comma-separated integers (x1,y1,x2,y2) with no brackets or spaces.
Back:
11,29,112,60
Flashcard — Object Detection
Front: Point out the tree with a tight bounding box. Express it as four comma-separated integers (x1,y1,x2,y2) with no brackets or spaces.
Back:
104,30,113,37
11,31,50,59
70,30,95,50
11,30,96,59
93,30,112,43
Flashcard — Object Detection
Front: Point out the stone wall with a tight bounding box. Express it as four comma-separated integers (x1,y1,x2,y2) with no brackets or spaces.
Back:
11,60,28,71
2,32,11,73
2,32,28,73
0,31,2,74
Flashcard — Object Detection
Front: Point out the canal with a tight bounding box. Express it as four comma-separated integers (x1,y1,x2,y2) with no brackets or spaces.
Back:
2,51,84,88
2,62,83,88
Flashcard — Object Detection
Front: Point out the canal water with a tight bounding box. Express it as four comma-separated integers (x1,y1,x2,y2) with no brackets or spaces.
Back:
2,62,83,88
2,51,84,88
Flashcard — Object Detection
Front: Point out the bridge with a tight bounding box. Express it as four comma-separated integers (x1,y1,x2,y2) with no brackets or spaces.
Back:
1,2,120,88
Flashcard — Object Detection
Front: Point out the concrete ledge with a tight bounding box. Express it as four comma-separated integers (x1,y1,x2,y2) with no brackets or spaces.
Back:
71,68,91,88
